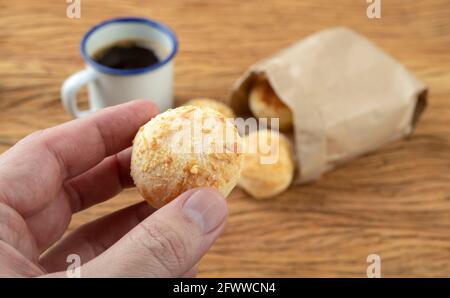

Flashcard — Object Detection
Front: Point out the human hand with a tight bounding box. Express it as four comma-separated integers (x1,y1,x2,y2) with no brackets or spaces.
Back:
0,100,228,277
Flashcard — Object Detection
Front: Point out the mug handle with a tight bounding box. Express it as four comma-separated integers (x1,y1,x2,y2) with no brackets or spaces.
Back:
61,68,98,118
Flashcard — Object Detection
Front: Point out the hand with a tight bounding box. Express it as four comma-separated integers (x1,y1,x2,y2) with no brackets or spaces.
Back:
0,100,228,277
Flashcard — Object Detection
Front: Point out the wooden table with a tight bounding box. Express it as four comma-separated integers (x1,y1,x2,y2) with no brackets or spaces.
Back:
1,0,450,277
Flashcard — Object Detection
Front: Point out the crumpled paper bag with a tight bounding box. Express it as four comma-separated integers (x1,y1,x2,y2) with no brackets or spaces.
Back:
230,27,427,184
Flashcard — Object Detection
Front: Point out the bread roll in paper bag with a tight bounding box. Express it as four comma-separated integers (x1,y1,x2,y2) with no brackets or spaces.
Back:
230,27,427,184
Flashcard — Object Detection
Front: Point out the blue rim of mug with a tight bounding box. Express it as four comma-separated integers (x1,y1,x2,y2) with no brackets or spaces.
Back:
80,17,178,76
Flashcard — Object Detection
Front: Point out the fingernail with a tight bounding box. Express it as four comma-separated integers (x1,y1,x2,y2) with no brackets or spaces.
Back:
183,189,227,233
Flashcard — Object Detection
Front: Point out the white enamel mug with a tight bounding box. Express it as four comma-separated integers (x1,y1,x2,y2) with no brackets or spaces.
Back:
61,17,178,117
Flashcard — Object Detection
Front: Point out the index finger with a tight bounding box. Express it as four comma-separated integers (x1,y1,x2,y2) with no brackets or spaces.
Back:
34,99,159,179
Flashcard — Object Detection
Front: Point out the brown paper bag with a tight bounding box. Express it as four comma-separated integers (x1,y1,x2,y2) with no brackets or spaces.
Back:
230,27,427,184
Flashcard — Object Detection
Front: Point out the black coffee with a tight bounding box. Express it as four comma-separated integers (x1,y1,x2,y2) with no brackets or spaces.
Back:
92,39,160,70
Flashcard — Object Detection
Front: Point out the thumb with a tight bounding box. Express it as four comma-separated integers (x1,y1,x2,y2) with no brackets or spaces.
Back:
81,187,227,277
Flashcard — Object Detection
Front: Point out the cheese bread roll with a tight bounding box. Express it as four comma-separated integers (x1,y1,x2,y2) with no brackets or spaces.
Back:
131,105,243,208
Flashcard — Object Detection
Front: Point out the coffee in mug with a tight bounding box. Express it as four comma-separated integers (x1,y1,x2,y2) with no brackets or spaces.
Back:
92,39,160,70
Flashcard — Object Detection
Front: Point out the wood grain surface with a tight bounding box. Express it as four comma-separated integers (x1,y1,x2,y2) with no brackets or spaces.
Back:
1,0,450,277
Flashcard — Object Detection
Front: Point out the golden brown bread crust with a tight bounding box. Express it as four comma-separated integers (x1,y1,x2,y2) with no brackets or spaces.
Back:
184,98,236,119
249,76,293,131
131,105,243,208
238,129,294,199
